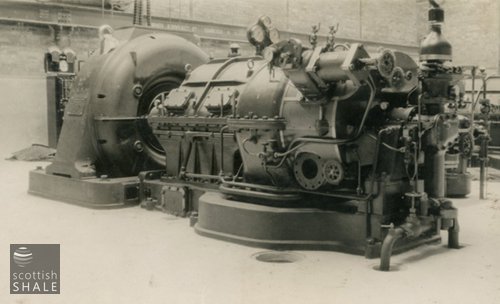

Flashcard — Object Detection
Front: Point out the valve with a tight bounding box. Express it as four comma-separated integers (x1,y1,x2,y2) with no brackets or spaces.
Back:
325,23,339,52
309,23,320,49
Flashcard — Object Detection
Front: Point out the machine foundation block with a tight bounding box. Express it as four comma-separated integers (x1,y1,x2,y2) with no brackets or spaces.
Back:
29,169,140,208
195,192,370,255
446,172,472,197
195,192,442,257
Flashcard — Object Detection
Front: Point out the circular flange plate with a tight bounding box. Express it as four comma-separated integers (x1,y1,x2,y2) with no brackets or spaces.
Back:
293,153,326,190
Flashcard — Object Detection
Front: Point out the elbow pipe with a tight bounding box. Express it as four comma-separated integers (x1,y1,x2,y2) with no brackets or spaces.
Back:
379,227,405,271
379,221,433,271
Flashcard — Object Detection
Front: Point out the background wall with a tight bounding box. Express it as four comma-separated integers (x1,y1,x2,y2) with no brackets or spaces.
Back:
132,0,419,46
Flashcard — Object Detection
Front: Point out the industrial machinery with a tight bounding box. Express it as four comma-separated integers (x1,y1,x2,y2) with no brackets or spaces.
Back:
44,46,78,147
30,1,463,271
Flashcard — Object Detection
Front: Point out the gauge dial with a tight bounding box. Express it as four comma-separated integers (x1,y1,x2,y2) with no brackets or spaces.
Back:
249,24,266,44
268,27,280,44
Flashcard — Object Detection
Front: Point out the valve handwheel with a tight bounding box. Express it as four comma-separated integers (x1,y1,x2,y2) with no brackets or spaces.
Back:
323,160,344,185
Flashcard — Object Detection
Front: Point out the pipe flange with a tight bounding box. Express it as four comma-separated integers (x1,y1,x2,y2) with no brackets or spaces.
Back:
293,153,326,190
323,160,344,185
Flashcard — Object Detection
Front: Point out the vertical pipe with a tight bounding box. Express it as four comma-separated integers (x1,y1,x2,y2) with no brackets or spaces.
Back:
479,134,488,199
434,149,446,198
470,67,477,133
180,140,193,177
425,149,446,198
480,76,489,199
448,219,460,248
379,228,404,271
219,126,228,176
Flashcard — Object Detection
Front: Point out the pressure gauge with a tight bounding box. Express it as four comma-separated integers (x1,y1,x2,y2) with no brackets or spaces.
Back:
268,27,280,44
259,15,273,28
248,24,266,45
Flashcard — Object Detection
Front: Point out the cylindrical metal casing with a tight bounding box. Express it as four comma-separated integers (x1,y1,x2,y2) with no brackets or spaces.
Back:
315,51,350,82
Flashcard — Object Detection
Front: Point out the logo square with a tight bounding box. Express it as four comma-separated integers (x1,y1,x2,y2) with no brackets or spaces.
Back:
10,244,60,294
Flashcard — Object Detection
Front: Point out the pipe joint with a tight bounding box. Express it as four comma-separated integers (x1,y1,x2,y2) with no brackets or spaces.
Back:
379,217,433,271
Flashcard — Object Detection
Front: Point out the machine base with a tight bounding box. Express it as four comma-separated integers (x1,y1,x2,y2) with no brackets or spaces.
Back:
194,192,442,258
446,172,472,197
28,168,140,208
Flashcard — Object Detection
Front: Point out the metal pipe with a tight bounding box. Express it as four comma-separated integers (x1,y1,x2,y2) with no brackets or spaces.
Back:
416,94,422,191
479,134,488,199
424,149,446,198
434,149,446,198
355,76,376,138
480,161,486,199
219,184,301,201
219,125,229,175
470,67,477,126
379,227,404,271
365,127,395,240
379,220,433,271
221,179,295,193
179,140,193,177
448,219,460,248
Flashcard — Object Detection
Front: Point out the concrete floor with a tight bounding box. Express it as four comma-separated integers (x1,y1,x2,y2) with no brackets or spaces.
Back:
1,156,500,304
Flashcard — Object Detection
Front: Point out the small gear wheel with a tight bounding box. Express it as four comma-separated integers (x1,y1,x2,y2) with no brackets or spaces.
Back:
323,160,344,185
459,132,473,158
377,49,396,78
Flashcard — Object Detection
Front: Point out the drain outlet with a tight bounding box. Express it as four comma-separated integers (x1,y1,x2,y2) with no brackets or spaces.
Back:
253,251,304,263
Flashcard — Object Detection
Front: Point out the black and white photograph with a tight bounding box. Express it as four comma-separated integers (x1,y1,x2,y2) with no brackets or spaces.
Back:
1,0,499,303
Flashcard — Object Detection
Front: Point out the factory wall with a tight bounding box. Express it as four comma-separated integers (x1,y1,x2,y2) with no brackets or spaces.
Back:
124,0,420,46
0,24,97,75
120,0,417,45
